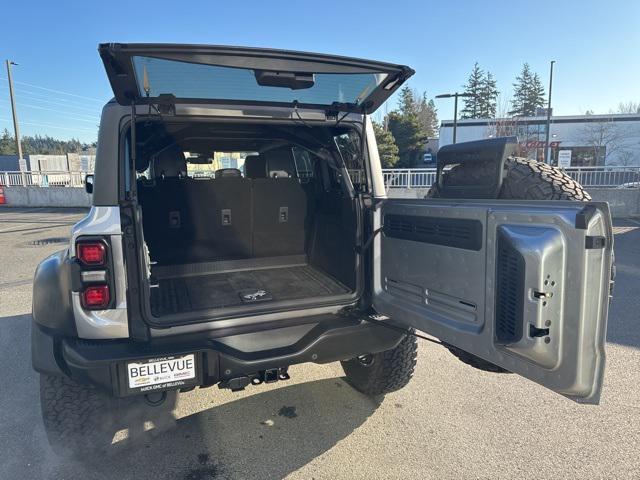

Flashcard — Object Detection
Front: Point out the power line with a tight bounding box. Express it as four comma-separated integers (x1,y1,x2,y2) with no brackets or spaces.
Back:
13,88,101,113
0,117,96,133
0,76,104,103
0,98,99,123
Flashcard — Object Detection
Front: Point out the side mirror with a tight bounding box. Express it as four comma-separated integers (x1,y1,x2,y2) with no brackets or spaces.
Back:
85,174,94,194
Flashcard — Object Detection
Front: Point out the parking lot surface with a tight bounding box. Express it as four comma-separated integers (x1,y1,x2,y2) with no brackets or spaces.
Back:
0,208,638,480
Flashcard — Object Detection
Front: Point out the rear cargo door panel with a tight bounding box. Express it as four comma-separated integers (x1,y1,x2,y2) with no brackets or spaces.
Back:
99,43,414,112
373,199,613,404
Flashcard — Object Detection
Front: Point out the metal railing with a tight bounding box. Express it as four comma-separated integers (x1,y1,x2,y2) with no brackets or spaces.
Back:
0,166,638,189
0,171,88,188
563,166,640,188
380,166,640,189
382,169,437,189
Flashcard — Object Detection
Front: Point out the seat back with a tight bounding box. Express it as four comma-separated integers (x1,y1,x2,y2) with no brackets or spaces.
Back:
189,177,252,259
251,148,308,257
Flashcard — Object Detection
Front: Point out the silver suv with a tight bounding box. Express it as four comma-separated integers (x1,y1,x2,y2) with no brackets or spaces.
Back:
32,44,614,454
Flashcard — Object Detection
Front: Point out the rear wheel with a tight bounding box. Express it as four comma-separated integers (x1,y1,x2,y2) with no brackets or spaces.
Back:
429,156,593,373
40,374,118,456
40,374,178,456
341,332,418,396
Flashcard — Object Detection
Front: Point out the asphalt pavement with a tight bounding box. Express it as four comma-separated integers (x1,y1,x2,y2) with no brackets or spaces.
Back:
0,208,638,479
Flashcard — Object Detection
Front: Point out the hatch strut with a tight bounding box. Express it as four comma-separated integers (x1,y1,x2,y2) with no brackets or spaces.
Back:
127,100,137,201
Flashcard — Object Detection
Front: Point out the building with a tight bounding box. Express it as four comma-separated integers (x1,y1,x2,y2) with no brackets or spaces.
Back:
439,113,640,166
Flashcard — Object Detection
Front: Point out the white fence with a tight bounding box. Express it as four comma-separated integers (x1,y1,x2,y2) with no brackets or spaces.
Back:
381,166,640,189
382,169,437,189
0,171,87,188
0,166,638,190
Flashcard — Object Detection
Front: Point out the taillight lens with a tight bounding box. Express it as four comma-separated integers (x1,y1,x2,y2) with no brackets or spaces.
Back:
77,242,106,266
81,285,110,309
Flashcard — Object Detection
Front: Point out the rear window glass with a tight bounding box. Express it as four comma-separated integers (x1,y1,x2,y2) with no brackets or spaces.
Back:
292,148,314,180
186,152,256,178
335,132,367,191
132,56,388,107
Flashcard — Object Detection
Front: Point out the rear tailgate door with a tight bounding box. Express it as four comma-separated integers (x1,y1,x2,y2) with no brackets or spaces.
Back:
99,43,414,113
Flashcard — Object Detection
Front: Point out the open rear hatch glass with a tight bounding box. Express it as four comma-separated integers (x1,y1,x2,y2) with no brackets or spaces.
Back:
99,43,414,113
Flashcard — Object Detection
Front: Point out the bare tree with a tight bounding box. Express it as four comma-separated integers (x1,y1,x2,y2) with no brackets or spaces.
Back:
486,96,540,158
616,149,636,166
617,101,640,114
580,120,626,164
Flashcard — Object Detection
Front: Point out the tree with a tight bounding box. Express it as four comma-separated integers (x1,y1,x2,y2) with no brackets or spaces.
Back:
414,90,439,137
528,73,546,114
0,129,14,155
460,63,484,119
616,149,636,166
387,86,429,167
0,130,95,155
372,121,399,168
478,72,498,118
580,120,626,165
617,101,640,114
510,63,545,117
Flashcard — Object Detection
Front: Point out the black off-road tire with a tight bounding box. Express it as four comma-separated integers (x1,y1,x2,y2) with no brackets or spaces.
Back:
341,332,418,396
41,373,179,456
428,156,595,373
428,156,591,201
40,373,118,456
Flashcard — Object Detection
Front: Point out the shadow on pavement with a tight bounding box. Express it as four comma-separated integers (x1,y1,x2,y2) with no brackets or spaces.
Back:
606,220,640,349
0,313,380,480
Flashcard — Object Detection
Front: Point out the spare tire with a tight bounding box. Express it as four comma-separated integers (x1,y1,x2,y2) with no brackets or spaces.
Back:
428,156,592,373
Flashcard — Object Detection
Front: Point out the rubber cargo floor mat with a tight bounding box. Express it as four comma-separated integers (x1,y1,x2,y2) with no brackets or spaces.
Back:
150,265,349,316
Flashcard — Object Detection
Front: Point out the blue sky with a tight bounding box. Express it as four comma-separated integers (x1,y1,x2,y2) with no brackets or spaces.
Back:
1,0,638,143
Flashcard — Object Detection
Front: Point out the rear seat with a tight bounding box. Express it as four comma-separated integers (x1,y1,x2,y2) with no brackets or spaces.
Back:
249,148,308,257
138,146,195,263
187,174,252,260
140,148,309,263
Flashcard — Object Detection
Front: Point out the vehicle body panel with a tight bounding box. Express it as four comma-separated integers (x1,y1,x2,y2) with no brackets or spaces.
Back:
372,198,613,404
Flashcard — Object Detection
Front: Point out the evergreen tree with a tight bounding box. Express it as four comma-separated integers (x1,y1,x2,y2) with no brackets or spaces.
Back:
387,86,428,167
414,90,439,137
528,73,546,114
372,121,399,168
0,129,14,155
460,63,484,119
0,129,96,155
510,63,546,117
478,72,498,118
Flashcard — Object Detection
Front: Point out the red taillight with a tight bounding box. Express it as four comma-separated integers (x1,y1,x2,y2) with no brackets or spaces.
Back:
81,285,110,309
77,242,106,266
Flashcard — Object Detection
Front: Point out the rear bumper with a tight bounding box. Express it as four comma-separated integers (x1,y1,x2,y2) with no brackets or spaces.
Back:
32,316,404,397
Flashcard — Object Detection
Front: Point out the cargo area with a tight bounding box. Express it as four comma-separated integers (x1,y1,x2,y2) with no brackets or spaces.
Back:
132,121,362,325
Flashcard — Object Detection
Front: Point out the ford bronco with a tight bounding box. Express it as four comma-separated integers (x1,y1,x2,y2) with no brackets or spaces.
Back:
31,44,613,453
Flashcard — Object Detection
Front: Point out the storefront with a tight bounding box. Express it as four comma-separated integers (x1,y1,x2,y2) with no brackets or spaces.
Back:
439,113,640,166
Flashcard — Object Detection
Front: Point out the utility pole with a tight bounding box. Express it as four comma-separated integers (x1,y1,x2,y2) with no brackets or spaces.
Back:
436,92,474,144
6,60,23,161
544,60,555,164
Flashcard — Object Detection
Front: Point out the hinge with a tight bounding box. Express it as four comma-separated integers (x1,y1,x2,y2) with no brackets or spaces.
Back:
155,94,176,115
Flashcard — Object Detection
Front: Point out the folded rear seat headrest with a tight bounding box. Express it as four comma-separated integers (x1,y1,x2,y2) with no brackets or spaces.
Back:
244,155,267,179
154,144,187,179
215,168,242,179
264,148,297,178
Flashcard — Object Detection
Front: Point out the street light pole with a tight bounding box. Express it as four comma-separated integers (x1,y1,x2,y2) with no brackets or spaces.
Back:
544,60,555,164
436,92,474,144
453,94,459,144
5,60,23,161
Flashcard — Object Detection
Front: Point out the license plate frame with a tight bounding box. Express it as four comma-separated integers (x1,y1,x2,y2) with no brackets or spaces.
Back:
123,353,199,396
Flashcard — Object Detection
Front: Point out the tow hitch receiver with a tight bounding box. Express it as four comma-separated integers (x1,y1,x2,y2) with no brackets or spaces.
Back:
252,368,290,385
218,367,290,392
